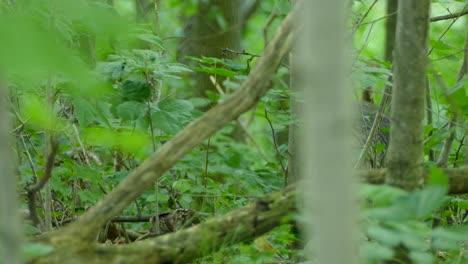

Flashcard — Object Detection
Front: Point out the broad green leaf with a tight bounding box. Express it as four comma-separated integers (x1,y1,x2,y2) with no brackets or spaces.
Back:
195,66,236,78
116,101,145,121
121,79,151,102
73,97,96,127
173,179,191,193
360,242,394,262
151,99,194,134
275,0,291,15
22,242,54,259
22,95,65,130
366,225,401,247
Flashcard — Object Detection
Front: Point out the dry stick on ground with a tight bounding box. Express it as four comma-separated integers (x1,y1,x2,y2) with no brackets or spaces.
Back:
39,2,296,246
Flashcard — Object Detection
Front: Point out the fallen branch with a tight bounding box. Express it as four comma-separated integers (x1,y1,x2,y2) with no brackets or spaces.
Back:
358,166,468,194
31,186,296,264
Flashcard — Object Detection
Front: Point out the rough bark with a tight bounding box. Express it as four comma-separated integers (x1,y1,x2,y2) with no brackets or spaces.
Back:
287,0,299,184
287,51,299,184
0,81,22,264
40,2,295,244
459,30,468,166
385,0,430,190
299,0,357,263
360,166,468,194
385,0,398,62
180,0,244,96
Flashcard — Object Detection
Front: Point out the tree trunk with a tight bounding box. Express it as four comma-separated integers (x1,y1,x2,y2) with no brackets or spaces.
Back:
385,0,430,190
385,0,398,62
180,0,244,97
0,81,22,264
298,1,357,263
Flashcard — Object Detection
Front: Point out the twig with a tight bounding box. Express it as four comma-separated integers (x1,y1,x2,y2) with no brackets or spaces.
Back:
453,136,464,167
204,137,211,189
430,6,468,22
72,123,91,166
359,7,468,27
209,75,269,160
263,8,279,47
20,134,38,182
432,70,461,167
425,76,435,161
153,0,160,35
264,108,287,185
352,0,379,34
27,140,59,193
360,11,397,27
423,122,449,145
436,120,456,167
427,7,465,57
354,74,392,169
352,21,376,67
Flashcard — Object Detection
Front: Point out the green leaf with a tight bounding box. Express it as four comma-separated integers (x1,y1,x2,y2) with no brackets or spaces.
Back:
215,14,227,31
73,97,96,127
359,184,406,207
95,101,114,128
173,179,191,193
22,242,54,259
275,0,291,15
431,226,468,250
195,66,236,78
409,252,434,264
121,79,151,102
430,40,450,51
427,167,449,188
136,32,165,50
360,241,394,262
366,225,401,247
24,224,41,235
151,99,193,134
22,95,64,131
116,101,145,121
394,186,448,219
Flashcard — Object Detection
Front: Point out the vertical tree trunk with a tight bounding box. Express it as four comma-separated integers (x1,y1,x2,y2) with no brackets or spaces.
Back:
298,1,357,263
458,30,468,166
0,81,22,264
385,0,398,62
180,0,243,96
385,0,430,190
287,52,299,184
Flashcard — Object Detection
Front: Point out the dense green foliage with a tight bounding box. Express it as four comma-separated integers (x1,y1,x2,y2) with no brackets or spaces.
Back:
1,0,467,263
